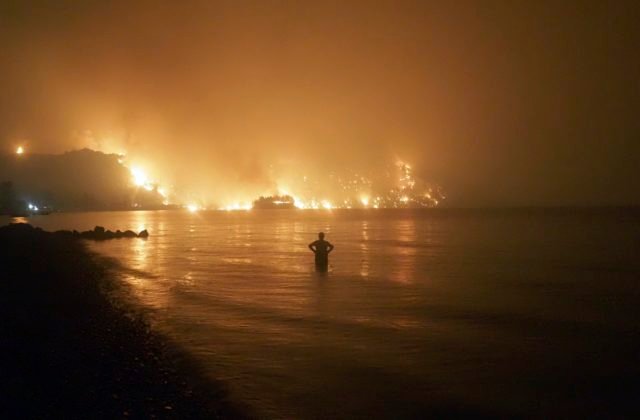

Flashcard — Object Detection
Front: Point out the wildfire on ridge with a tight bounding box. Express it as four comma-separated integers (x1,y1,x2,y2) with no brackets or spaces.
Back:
115,153,172,206
220,159,444,211
112,149,442,211
268,160,443,210
130,166,152,190
187,203,200,212
8,144,441,211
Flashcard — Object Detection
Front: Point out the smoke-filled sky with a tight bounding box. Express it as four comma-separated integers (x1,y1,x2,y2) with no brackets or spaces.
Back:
1,0,638,206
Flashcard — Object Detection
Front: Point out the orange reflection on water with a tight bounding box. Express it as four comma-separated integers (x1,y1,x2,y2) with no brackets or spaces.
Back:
360,221,370,278
119,211,171,309
391,218,417,284
121,272,170,310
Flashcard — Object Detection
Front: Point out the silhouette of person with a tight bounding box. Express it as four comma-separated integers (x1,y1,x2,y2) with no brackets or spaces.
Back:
309,232,334,271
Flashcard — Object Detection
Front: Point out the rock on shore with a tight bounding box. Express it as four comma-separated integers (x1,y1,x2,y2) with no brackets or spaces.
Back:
54,225,150,240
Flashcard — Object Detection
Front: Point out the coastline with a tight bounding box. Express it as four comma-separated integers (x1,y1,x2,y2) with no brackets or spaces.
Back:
0,223,246,418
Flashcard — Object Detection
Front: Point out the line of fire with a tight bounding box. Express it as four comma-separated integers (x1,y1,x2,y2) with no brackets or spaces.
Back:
1,145,444,216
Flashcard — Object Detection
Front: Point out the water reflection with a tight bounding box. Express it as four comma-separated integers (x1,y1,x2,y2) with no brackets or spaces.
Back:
360,221,370,278
311,272,330,316
131,233,151,269
121,270,170,310
391,218,417,283
15,209,640,419
178,271,196,287
14,210,446,414
115,211,172,309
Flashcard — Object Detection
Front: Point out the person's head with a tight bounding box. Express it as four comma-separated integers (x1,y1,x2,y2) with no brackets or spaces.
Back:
318,232,325,239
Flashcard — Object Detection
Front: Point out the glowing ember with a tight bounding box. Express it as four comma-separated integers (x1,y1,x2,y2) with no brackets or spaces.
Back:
321,200,334,210
259,159,444,210
130,166,149,187
115,152,441,210
116,155,173,206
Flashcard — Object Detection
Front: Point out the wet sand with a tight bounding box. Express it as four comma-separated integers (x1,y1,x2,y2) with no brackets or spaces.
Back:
0,223,246,419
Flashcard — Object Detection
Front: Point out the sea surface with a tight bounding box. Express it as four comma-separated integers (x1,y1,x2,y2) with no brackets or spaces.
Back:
7,208,640,417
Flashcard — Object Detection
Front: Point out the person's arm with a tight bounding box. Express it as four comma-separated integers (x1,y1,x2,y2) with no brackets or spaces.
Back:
308,243,316,253
328,243,334,253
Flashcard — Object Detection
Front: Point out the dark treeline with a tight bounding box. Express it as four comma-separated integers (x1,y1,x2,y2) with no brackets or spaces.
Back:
0,149,165,212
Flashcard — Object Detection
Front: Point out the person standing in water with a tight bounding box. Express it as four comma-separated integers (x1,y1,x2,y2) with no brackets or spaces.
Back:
309,232,334,271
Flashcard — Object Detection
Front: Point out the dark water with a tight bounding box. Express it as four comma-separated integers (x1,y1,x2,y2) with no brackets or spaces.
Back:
9,208,640,417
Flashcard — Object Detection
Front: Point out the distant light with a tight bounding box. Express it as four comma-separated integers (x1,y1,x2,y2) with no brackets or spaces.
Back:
33,206,39,211
28,203,34,210
360,196,370,207
16,146,24,155
220,202,252,211
187,204,199,213
321,200,333,210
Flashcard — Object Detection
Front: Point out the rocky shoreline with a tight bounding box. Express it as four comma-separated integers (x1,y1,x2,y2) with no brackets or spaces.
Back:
54,225,150,240
0,223,246,419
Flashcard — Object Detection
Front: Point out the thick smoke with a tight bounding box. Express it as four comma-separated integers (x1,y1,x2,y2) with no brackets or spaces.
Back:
1,1,639,206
